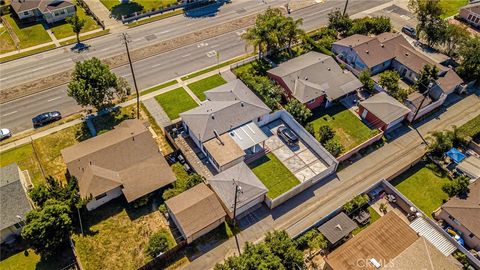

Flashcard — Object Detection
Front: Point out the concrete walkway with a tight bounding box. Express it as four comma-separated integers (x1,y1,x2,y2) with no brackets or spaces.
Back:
82,0,123,30
44,26,60,47
142,98,171,128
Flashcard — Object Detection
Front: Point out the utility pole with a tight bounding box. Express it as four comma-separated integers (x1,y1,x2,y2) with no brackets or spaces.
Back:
343,0,349,15
412,82,433,123
75,194,84,235
121,32,140,119
232,179,243,255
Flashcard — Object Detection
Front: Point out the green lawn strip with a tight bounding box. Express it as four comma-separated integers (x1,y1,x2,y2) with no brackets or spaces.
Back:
308,105,379,154
440,0,468,18
0,144,44,186
351,206,381,235
92,104,137,134
2,14,51,48
0,25,16,54
49,6,99,39
391,162,450,218
0,44,56,63
59,29,110,46
0,248,74,270
181,54,253,81
101,0,177,18
187,74,227,101
154,87,198,120
248,153,300,199
140,80,178,96
458,114,480,140
128,9,183,28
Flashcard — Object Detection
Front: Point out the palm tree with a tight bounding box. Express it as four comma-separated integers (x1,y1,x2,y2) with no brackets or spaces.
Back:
284,17,304,56
66,14,86,44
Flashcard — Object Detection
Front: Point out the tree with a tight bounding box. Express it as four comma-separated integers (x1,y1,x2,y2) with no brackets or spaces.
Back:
215,242,285,270
379,70,400,93
342,194,370,213
409,0,446,47
21,200,72,258
284,17,305,56
304,122,315,136
443,23,470,58
359,70,375,94
307,232,328,256
318,125,335,144
442,175,470,197
66,14,85,44
68,58,128,110
144,230,172,258
457,36,480,82
427,130,453,157
347,16,391,36
284,99,312,124
29,176,81,211
328,10,352,35
415,64,439,92
264,230,304,270
324,139,344,157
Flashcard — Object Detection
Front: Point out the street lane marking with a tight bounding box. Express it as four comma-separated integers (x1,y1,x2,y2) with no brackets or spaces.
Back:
47,96,62,102
236,30,246,36
152,63,162,68
210,44,219,48
206,50,217,57
159,30,170,34
197,42,208,48
122,73,132,77
181,53,191,58
2,111,17,117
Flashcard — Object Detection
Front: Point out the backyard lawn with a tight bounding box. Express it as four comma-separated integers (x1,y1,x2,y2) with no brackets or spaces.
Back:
440,0,468,18
2,14,51,49
72,198,177,270
391,162,451,218
155,87,198,120
308,105,380,154
50,6,99,39
0,144,44,186
249,153,300,199
0,248,75,270
100,0,177,18
187,74,227,101
351,206,381,235
0,25,16,54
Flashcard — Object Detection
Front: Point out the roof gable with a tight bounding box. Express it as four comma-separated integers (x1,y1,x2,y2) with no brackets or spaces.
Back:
0,164,32,230
360,92,410,124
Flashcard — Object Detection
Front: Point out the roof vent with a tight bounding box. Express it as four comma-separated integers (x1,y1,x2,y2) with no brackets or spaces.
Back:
327,67,331,71
335,224,343,231
405,53,409,56
211,113,215,119
304,76,308,80
381,44,384,48
365,50,369,54
240,101,244,107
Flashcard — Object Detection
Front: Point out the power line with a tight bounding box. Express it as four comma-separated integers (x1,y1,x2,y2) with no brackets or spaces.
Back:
120,32,140,119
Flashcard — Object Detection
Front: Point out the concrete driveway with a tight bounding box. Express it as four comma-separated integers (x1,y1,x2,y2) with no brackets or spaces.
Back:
262,120,328,183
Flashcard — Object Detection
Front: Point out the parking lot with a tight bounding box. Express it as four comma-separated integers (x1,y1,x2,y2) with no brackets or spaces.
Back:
261,120,328,183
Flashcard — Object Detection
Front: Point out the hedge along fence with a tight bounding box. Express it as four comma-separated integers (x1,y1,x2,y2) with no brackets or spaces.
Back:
138,240,187,270
336,130,384,162
121,2,184,24
77,0,106,29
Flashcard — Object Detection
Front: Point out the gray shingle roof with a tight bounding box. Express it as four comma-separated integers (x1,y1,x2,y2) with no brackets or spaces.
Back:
208,162,267,217
360,92,411,124
180,80,271,142
0,163,32,230
268,52,362,102
318,212,357,244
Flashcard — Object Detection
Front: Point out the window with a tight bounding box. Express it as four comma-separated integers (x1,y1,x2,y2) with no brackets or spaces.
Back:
257,116,261,122
23,11,29,15
469,233,475,238
307,99,316,104
476,17,480,24
468,14,473,21
95,193,107,200
14,223,21,229
448,215,455,221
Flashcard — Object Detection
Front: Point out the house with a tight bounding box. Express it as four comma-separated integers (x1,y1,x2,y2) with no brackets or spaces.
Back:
165,183,226,243
11,0,76,24
268,51,363,110
435,180,480,251
317,212,357,247
61,120,176,211
456,155,480,179
358,92,411,131
459,2,480,29
324,212,462,270
0,163,33,244
207,162,267,219
180,79,271,172
332,33,463,97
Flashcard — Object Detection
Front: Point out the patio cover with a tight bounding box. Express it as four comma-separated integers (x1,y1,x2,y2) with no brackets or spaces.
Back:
446,148,466,164
456,156,480,179
228,122,268,150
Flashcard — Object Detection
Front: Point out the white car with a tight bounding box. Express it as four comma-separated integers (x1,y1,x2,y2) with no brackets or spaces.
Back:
0,128,11,140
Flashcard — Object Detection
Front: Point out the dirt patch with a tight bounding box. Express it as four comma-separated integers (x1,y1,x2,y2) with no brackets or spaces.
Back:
0,13,259,104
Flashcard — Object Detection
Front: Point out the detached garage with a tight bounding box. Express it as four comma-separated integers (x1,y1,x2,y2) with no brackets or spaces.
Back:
358,92,411,132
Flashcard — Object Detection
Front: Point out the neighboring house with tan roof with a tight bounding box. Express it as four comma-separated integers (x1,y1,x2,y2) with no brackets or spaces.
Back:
165,183,226,243
332,33,463,97
324,211,462,270
61,120,176,211
459,2,480,29
11,0,75,24
435,180,480,251
358,92,411,131
180,80,271,172
267,51,363,110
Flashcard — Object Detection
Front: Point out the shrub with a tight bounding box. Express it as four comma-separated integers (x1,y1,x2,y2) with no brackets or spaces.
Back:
442,175,470,197
318,125,335,144
158,204,167,214
342,194,369,213
285,99,312,124
324,139,344,157
304,122,315,137
359,70,375,94
144,230,172,258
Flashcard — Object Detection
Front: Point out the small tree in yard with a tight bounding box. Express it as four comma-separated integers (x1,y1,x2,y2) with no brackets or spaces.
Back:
307,231,328,257
318,125,335,144
304,122,315,137
145,229,172,258
324,139,344,157
359,70,375,94
457,37,480,82
285,99,312,124
328,10,352,35
415,64,439,92
66,14,85,44
443,24,470,58
379,70,400,93
68,57,129,110
442,175,470,197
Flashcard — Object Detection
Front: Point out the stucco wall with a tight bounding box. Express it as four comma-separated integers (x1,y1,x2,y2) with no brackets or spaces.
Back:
436,209,480,251
358,105,387,130
86,187,123,211
188,217,225,244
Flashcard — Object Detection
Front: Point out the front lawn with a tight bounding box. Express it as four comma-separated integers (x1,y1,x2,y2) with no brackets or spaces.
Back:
0,248,75,270
0,144,44,186
187,74,227,101
0,25,16,54
308,105,380,154
391,162,451,217
458,114,480,142
100,0,177,18
351,206,381,235
50,6,99,39
2,14,51,49
154,87,198,120
440,0,468,18
248,153,300,199
72,197,177,270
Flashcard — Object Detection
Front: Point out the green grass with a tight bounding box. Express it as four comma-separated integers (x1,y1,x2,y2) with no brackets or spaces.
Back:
100,0,177,19
391,162,451,218
187,74,227,101
248,153,300,199
128,9,183,27
0,25,16,53
92,104,137,134
0,44,56,63
154,87,198,120
181,54,253,80
140,80,177,96
0,248,74,270
49,6,99,39
0,144,44,186
59,29,110,46
2,14,51,48
440,0,468,18
308,105,380,154
351,206,381,235
458,114,480,141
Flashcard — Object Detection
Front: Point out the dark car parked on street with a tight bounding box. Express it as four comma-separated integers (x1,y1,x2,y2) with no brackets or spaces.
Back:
402,25,417,38
32,111,62,127
277,126,299,145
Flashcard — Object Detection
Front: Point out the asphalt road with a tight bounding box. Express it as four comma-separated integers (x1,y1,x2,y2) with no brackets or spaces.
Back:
0,0,389,133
